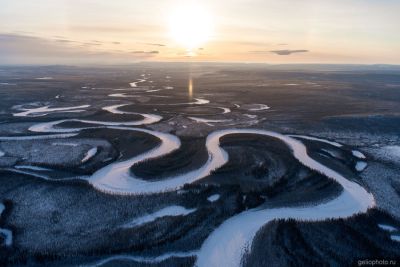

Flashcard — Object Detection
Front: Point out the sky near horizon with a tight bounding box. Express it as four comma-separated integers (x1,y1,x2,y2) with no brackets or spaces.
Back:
1,0,399,65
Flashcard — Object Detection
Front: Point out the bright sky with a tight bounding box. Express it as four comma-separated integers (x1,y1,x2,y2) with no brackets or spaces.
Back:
1,0,399,64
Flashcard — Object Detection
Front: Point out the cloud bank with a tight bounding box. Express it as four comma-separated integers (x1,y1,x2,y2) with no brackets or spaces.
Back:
270,49,309,55
0,34,159,65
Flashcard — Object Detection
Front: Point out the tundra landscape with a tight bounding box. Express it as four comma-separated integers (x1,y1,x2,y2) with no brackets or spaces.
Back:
0,63,399,266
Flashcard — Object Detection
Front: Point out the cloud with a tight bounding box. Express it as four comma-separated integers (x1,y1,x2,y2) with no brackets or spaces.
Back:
250,49,309,55
270,49,309,55
0,33,158,65
55,39,75,43
81,42,103,46
234,41,273,47
144,43,165,47
69,24,162,34
131,50,159,54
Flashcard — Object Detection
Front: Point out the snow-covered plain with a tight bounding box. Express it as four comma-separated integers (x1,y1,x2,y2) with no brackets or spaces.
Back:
5,94,377,266
29,120,184,194
26,119,375,266
375,145,400,163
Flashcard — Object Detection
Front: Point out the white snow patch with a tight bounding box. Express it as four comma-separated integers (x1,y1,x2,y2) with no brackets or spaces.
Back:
218,107,231,114
355,161,367,172
15,165,52,171
90,251,197,267
129,78,146,87
122,206,196,228
244,114,257,119
352,150,366,159
207,194,220,202
82,147,98,163
188,117,232,125
109,93,139,98
13,105,89,117
391,235,400,242
248,104,270,111
193,98,210,105
321,149,339,158
289,135,343,147
0,150,4,157
378,224,398,232
52,142,79,147
35,77,53,80
5,168,51,180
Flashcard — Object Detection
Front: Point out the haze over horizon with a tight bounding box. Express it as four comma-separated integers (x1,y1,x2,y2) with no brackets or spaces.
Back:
1,0,399,65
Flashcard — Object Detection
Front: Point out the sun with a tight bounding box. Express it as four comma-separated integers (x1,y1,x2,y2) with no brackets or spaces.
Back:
168,2,213,51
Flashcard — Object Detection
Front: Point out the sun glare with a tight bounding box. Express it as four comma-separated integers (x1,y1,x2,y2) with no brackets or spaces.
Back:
168,2,213,51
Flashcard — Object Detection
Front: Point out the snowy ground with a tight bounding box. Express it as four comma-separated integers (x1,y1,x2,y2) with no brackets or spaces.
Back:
0,64,399,266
